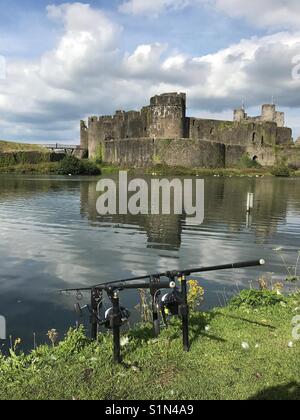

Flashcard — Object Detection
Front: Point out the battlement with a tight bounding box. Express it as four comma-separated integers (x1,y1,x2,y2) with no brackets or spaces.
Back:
88,116,99,124
88,116,115,124
113,110,141,120
150,92,186,107
234,104,285,127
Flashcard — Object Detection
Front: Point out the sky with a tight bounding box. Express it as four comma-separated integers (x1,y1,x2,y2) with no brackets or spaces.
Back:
1,0,300,143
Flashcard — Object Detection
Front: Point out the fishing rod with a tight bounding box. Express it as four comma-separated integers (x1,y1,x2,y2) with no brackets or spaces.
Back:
60,278,174,293
61,259,266,364
60,259,266,293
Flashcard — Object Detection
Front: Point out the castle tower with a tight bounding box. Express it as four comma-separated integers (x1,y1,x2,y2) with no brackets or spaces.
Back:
80,120,88,151
275,111,284,128
87,117,101,158
148,93,187,139
261,104,276,123
233,108,246,122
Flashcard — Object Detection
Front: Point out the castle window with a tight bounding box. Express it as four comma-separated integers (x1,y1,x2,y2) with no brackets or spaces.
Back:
261,136,264,146
210,127,215,135
252,132,257,143
253,155,258,162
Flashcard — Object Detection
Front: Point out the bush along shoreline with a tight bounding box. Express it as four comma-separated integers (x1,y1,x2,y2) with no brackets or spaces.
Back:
0,154,101,176
0,289,299,400
57,155,101,176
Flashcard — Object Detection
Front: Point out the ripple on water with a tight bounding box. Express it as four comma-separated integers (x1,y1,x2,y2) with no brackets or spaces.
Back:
0,175,300,349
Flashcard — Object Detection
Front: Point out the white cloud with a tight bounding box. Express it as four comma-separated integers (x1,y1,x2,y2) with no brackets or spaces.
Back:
124,43,168,77
1,2,300,142
208,0,300,29
41,3,121,88
0,3,123,141
120,0,300,30
119,0,190,16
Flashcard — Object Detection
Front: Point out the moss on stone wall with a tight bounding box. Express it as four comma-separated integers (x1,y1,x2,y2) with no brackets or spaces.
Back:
94,144,105,164
217,121,235,131
153,154,162,165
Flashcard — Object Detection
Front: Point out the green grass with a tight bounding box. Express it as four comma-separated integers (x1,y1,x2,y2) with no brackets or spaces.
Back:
0,293,299,400
0,160,102,176
0,140,46,153
1,162,299,179
0,162,60,174
100,163,272,178
101,165,123,174
142,165,271,178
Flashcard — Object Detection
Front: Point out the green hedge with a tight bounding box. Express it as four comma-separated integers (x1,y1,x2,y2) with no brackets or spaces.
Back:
0,151,51,167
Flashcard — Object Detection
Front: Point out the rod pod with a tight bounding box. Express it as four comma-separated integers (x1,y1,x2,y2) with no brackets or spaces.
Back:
179,275,190,352
90,288,102,340
111,290,122,364
149,277,161,337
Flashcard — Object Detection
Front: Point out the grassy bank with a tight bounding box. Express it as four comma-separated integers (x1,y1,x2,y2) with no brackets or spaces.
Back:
0,140,54,170
0,292,299,400
0,140,46,153
2,162,300,178
102,164,300,178
99,164,270,177
145,166,271,178
0,157,101,176
0,162,60,174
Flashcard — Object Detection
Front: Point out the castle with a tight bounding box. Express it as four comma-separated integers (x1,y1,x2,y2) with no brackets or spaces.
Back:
80,93,300,169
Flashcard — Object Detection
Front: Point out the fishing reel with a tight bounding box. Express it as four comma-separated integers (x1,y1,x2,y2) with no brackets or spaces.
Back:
104,306,131,329
74,295,130,330
161,288,184,320
150,277,176,336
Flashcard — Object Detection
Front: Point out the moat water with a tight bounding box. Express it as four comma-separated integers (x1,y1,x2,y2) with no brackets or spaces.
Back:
0,174,299,350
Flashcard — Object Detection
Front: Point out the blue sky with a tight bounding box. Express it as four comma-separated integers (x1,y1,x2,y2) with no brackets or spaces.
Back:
0,0,300,142
0,0,262,57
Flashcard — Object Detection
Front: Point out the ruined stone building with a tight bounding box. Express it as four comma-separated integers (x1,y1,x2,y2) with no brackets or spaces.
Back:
80,93,300,168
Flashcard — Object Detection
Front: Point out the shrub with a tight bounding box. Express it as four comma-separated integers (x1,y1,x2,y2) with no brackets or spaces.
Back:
57,155,101,176
238,154,261,169
271,165,291,177
229,289,287,309
81,160,102,175
188,280,205,311
288,163,299,171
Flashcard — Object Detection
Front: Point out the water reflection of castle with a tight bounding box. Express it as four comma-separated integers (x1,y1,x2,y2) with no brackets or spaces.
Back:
80,181,184,251
80,177,299,250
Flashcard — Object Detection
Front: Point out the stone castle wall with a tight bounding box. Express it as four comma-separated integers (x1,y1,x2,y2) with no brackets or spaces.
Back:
81,92,296,169
104,138,227,168
188,118,292,147
104,138,300,169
